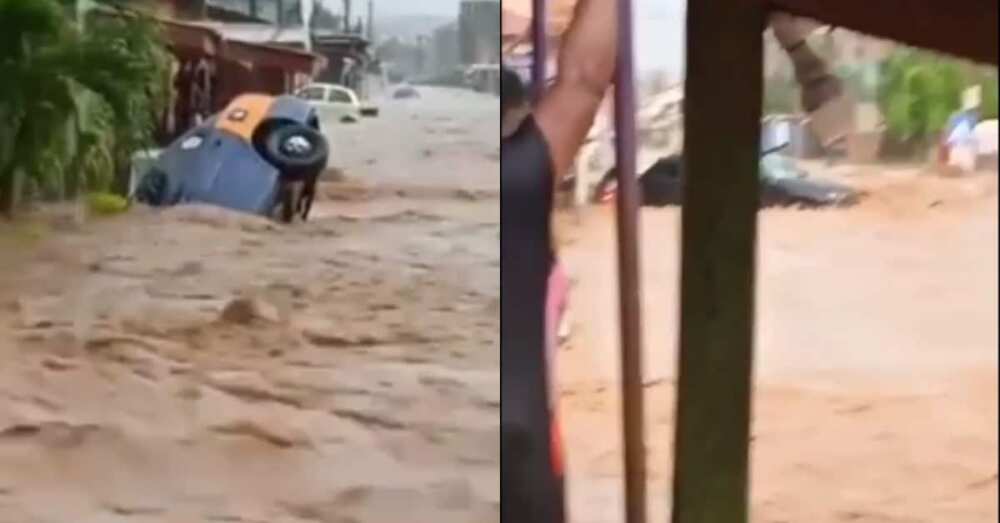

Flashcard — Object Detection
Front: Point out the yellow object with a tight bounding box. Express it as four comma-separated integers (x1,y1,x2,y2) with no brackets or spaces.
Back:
87,192,129,216
215,94,276,142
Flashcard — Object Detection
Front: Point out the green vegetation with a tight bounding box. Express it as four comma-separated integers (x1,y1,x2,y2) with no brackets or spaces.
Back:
0,0,171,216
876,48,998,148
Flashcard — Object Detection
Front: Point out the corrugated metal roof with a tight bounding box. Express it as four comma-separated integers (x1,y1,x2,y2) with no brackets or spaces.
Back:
187,21,310,47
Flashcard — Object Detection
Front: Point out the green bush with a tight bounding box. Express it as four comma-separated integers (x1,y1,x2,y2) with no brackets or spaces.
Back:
877,48,998,148
0,0,170,216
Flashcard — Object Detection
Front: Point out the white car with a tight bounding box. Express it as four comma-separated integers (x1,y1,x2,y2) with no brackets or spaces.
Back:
296,83,376,124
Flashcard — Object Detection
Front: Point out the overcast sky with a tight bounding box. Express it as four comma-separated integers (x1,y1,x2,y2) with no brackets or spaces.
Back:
319,0,687,75
316,0,463,18
634,0,685,75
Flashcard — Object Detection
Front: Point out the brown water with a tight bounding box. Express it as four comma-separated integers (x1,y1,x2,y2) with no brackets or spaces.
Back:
0,87,501,523
557,167,998,522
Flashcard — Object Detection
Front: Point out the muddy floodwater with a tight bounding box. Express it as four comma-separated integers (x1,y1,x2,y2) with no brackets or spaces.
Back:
557,167,998,522
0,87,500,522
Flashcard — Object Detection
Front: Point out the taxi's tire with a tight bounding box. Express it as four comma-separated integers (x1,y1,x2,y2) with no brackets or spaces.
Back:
134,167,169,206
261,123,329,179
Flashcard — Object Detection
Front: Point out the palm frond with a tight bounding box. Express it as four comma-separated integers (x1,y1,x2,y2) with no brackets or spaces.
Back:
1,0,170,213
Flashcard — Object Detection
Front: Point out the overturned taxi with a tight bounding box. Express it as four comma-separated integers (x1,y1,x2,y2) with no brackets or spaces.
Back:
135,94,329,223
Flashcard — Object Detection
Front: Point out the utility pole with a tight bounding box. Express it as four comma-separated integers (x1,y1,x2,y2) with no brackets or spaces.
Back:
366,0,374,42
342,0,352,32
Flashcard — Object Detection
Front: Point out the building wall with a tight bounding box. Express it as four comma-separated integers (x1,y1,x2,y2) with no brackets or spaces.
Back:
430,22,460,74
459,0,500,65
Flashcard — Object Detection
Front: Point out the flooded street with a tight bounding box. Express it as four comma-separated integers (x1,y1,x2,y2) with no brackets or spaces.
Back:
0,87,500,522
557,168,998,522
325,87,500,191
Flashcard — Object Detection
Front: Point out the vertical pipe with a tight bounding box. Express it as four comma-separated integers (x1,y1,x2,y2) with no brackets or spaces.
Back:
367,0,375,42
612,0,645,522
530,0,547,100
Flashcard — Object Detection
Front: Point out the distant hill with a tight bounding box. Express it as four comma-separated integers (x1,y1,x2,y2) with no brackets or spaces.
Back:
374,14,454,43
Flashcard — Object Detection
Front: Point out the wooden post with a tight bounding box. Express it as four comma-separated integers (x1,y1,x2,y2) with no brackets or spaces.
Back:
671,0,764,522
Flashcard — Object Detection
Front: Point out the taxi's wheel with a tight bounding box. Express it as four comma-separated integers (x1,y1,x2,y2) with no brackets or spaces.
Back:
262,123,329,179
134,167,169,206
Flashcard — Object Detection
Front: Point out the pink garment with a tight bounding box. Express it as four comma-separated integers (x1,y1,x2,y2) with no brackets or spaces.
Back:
545,260,570,407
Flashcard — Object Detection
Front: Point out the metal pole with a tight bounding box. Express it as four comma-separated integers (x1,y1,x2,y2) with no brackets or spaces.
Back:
612,0,645,521
367,0,374,42
530,0,547,100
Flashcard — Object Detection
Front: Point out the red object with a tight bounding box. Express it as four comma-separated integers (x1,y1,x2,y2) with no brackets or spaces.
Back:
938,142,951,164
551,413,565,475
546,262,569,475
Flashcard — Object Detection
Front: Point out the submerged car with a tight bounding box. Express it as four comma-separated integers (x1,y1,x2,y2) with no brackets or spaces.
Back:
595,147,862,208
392,84,420,99
296,83,379,122
134,93,329,223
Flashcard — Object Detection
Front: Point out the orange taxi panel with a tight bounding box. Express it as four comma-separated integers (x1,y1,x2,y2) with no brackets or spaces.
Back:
215,94,277,142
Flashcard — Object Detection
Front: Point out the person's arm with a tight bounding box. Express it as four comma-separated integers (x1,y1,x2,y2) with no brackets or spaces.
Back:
533,0,618,181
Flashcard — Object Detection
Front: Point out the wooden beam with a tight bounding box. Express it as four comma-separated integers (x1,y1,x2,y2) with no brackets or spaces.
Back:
768,0,998,65
160,19,222,55
671,0,764,522
224,41,326,75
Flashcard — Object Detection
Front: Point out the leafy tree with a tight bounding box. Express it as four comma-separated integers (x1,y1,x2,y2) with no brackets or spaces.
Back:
876,48,991,150
0,0,170,215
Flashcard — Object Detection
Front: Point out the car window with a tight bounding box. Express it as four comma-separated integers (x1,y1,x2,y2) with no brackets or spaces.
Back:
298,87,325,101
760,154,801,181
328,89,354,104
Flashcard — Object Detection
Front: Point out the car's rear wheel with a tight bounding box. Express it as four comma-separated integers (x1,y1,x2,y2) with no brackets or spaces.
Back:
261,123,329,179
134,167,170,206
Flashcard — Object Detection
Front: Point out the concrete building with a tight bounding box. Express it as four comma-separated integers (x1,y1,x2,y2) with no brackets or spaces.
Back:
459,0,500,65
312,33,379,99
429,21,460,75
138,1,326,143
